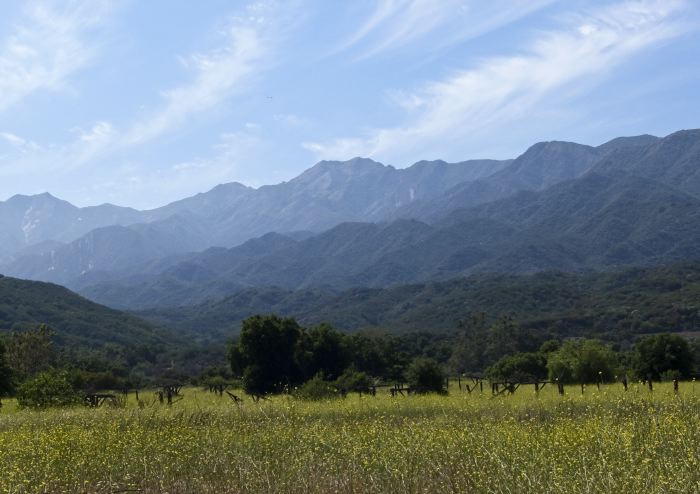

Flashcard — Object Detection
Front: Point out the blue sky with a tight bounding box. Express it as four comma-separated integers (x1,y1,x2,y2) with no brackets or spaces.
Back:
0,0,698,209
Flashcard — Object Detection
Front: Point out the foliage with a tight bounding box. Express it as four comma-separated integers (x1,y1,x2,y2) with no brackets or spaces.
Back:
0,339,12,397
547,339,618,384
230,316,444,393
15,370,81,409
0,276,196,380
297,323,349,381
334,367,372,394
405,357,445,394
3,325,55,382
449,314,541,373
633,333,694,379
486,352,548,381
230,315,303,394
294,374,339,401
143,261,700,345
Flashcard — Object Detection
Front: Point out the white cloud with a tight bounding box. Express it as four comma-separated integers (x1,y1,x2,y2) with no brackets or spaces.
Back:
47,0,289,170
337,0,555,59
124,17,271,145
88,130,262,208
306,0,692,162
273,113,311,128
0,1,114,112
0,0,291,182
0,132,27,147
0,131,41,158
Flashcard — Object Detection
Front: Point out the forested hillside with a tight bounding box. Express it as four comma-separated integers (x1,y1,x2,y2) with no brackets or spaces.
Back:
139,262,700,343
0,275,180,370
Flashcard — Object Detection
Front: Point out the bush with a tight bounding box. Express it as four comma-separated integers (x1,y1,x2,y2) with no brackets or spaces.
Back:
16,370,82,409
295,374,339,401
486,352,547,381
405,357,446,394
335,367,372,394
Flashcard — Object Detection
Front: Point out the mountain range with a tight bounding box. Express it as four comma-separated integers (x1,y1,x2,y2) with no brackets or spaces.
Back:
0,157,508,283
1,129,700,313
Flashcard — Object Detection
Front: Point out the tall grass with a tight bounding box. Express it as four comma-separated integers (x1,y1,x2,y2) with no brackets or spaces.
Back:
0,383,698,493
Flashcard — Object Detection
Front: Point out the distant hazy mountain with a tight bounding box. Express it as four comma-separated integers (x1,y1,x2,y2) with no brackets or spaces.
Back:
0,193,142,261
593,129,700,194
83,128,700,307
0,157,507,282
400,134,662,220
4,129,700,298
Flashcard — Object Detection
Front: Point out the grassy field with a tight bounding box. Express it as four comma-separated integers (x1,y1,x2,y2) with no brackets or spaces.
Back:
0,382,698,493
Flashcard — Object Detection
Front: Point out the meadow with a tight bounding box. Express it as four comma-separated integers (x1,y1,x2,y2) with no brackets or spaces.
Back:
0,382,698,494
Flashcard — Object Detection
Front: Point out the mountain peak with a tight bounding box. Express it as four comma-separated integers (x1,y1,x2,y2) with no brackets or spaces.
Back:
597,134,660,154
315,157,388,170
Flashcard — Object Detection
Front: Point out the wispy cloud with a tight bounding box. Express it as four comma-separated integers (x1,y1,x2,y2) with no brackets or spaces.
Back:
82,130,263,208
306,0,692,162
0,0,291,180
122,2,281,146
337,0,555,59
0,1,114,112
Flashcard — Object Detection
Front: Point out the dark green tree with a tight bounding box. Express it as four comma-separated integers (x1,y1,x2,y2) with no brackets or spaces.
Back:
229,315,303,394
449,312,489,373
486,352,548,381
633,333,693,379
345,332,406,379
335,366,372,394
0,339,13,397
405,357,446,394
298,323,349,381
547,339,617,384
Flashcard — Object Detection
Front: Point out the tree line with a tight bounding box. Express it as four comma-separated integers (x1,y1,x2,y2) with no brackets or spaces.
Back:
227,313,699,396
2,312,699,406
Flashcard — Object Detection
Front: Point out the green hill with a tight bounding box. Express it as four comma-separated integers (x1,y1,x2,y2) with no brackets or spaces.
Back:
139,262,700,344
0,274,176,354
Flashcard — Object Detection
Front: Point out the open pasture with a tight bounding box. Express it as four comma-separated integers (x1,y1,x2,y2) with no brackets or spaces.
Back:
0,382,698,494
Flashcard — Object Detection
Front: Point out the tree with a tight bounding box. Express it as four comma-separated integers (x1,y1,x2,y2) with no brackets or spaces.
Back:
298,323,349,381
449,313,540,373
405,357,446,394
633,333,693,379
0,339,13,397
547,339,617,384
5,324,55,382
16,370,81,409
486,352,548,381
345,332,407,380
229,315,303,394
449,312,489,373
335,367,372,394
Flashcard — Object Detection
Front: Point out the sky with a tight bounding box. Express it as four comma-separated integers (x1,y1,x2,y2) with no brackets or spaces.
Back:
0,0,699,209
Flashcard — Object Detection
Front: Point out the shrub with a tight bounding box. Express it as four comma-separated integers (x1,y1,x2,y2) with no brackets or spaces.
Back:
16,370,82,409
405,357,446,394
295,374,339,401
486,352,548,381
335,367,372,394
